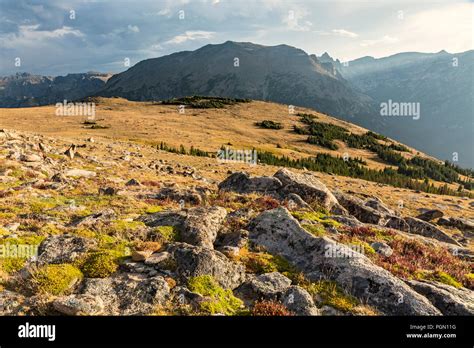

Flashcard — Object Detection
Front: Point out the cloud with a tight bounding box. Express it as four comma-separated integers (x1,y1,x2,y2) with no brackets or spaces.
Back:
127,25,140,33
282,10,312,32
360,35,399,47
165,30,215,45
0,25,84,48
331,29,358,38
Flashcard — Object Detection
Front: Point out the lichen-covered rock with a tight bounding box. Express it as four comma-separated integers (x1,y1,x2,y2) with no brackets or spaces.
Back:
280,285,320,316
169,243,245,289
364,197,394,215
371,242,393,257
438,217,474,235
53,294,104,315
180,206,227,249
274,169,340,211
0,290,27,315
405,217,461,246
218,171,282,195
80,273,170,315
234,272,292,305
407,280,474,315
248,207,441,315
37,234,97,264
334,192,386,225
69,209,116,227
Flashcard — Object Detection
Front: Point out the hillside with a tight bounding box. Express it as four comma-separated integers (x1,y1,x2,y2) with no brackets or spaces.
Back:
98,41,378,128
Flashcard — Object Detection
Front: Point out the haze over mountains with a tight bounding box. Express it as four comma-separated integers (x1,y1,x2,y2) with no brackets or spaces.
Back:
0,72,112,108
0,41,472,167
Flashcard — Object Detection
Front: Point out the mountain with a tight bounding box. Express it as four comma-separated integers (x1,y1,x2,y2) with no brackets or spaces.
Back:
98,41,378,127
0,72,113,107
333,50,474,168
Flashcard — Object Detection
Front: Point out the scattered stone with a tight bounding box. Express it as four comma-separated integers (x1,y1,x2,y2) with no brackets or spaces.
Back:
20,154,42,162
371,242,393,257
131,250,154,262
407,280,474,315
53,294,104,315
170,243,245,289
80,273,170,315
180,206,227,249
69,209,116,227
364,197,394,215
404,217,461,246
274,168,340,211
235,272,292,306
37,234,97,264
125,178,141,186
98,187,117,195
334,192,386,225
218,171,282,195
280,286,320,316
416,209,444,222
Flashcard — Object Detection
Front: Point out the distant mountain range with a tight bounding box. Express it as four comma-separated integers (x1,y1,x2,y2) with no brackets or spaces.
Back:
323,50,474,168
0,72,112,107
0,42,472,168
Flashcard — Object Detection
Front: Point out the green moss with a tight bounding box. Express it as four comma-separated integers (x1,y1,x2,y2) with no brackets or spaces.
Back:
241,250,296,276
421,270,463,288
301,224,326,237
292,211,341,228
0,257,27,274
79,251,120,278
305,280,359,313
188,275,243,315
0,235,45,246
145,206,164,214
30,264,83,295
39,223,62,235
154,225,180,242
110,220,146,233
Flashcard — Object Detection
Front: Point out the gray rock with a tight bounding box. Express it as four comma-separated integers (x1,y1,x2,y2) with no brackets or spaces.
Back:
404,217,461,246
364,197,394,215
438,217,474,235
180,206,227,249
64,169,96,178
0,290,26,315
53,294,104,315
70,209,116,227
334,192,386,225
416,209,444,222
280,286,320,316
169,243,245,289
286,193,312,210
407,280,474,315
274,168,340,211
37,234,97,264
234,272,292,305
371,242,393,257
384,215,410,231
218,171,282,195
80,273,170,315
248,207,441,315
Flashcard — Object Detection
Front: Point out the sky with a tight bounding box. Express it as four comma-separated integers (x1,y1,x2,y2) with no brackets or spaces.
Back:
0,0,472,76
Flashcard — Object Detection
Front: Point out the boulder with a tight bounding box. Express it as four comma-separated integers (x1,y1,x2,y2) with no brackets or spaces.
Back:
416,209,444,222
334,192,386,225
234,272,292,305
280,286,320,316
248,207,441,315
371,242,393,257
364,197,394,215
37,234,97,264
404,217,461,246
169,243,245,289
407,280,474,315
218,171,282,195
274,169,340,211
180,206,227,249
80,273,170,315
438,217,474,235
